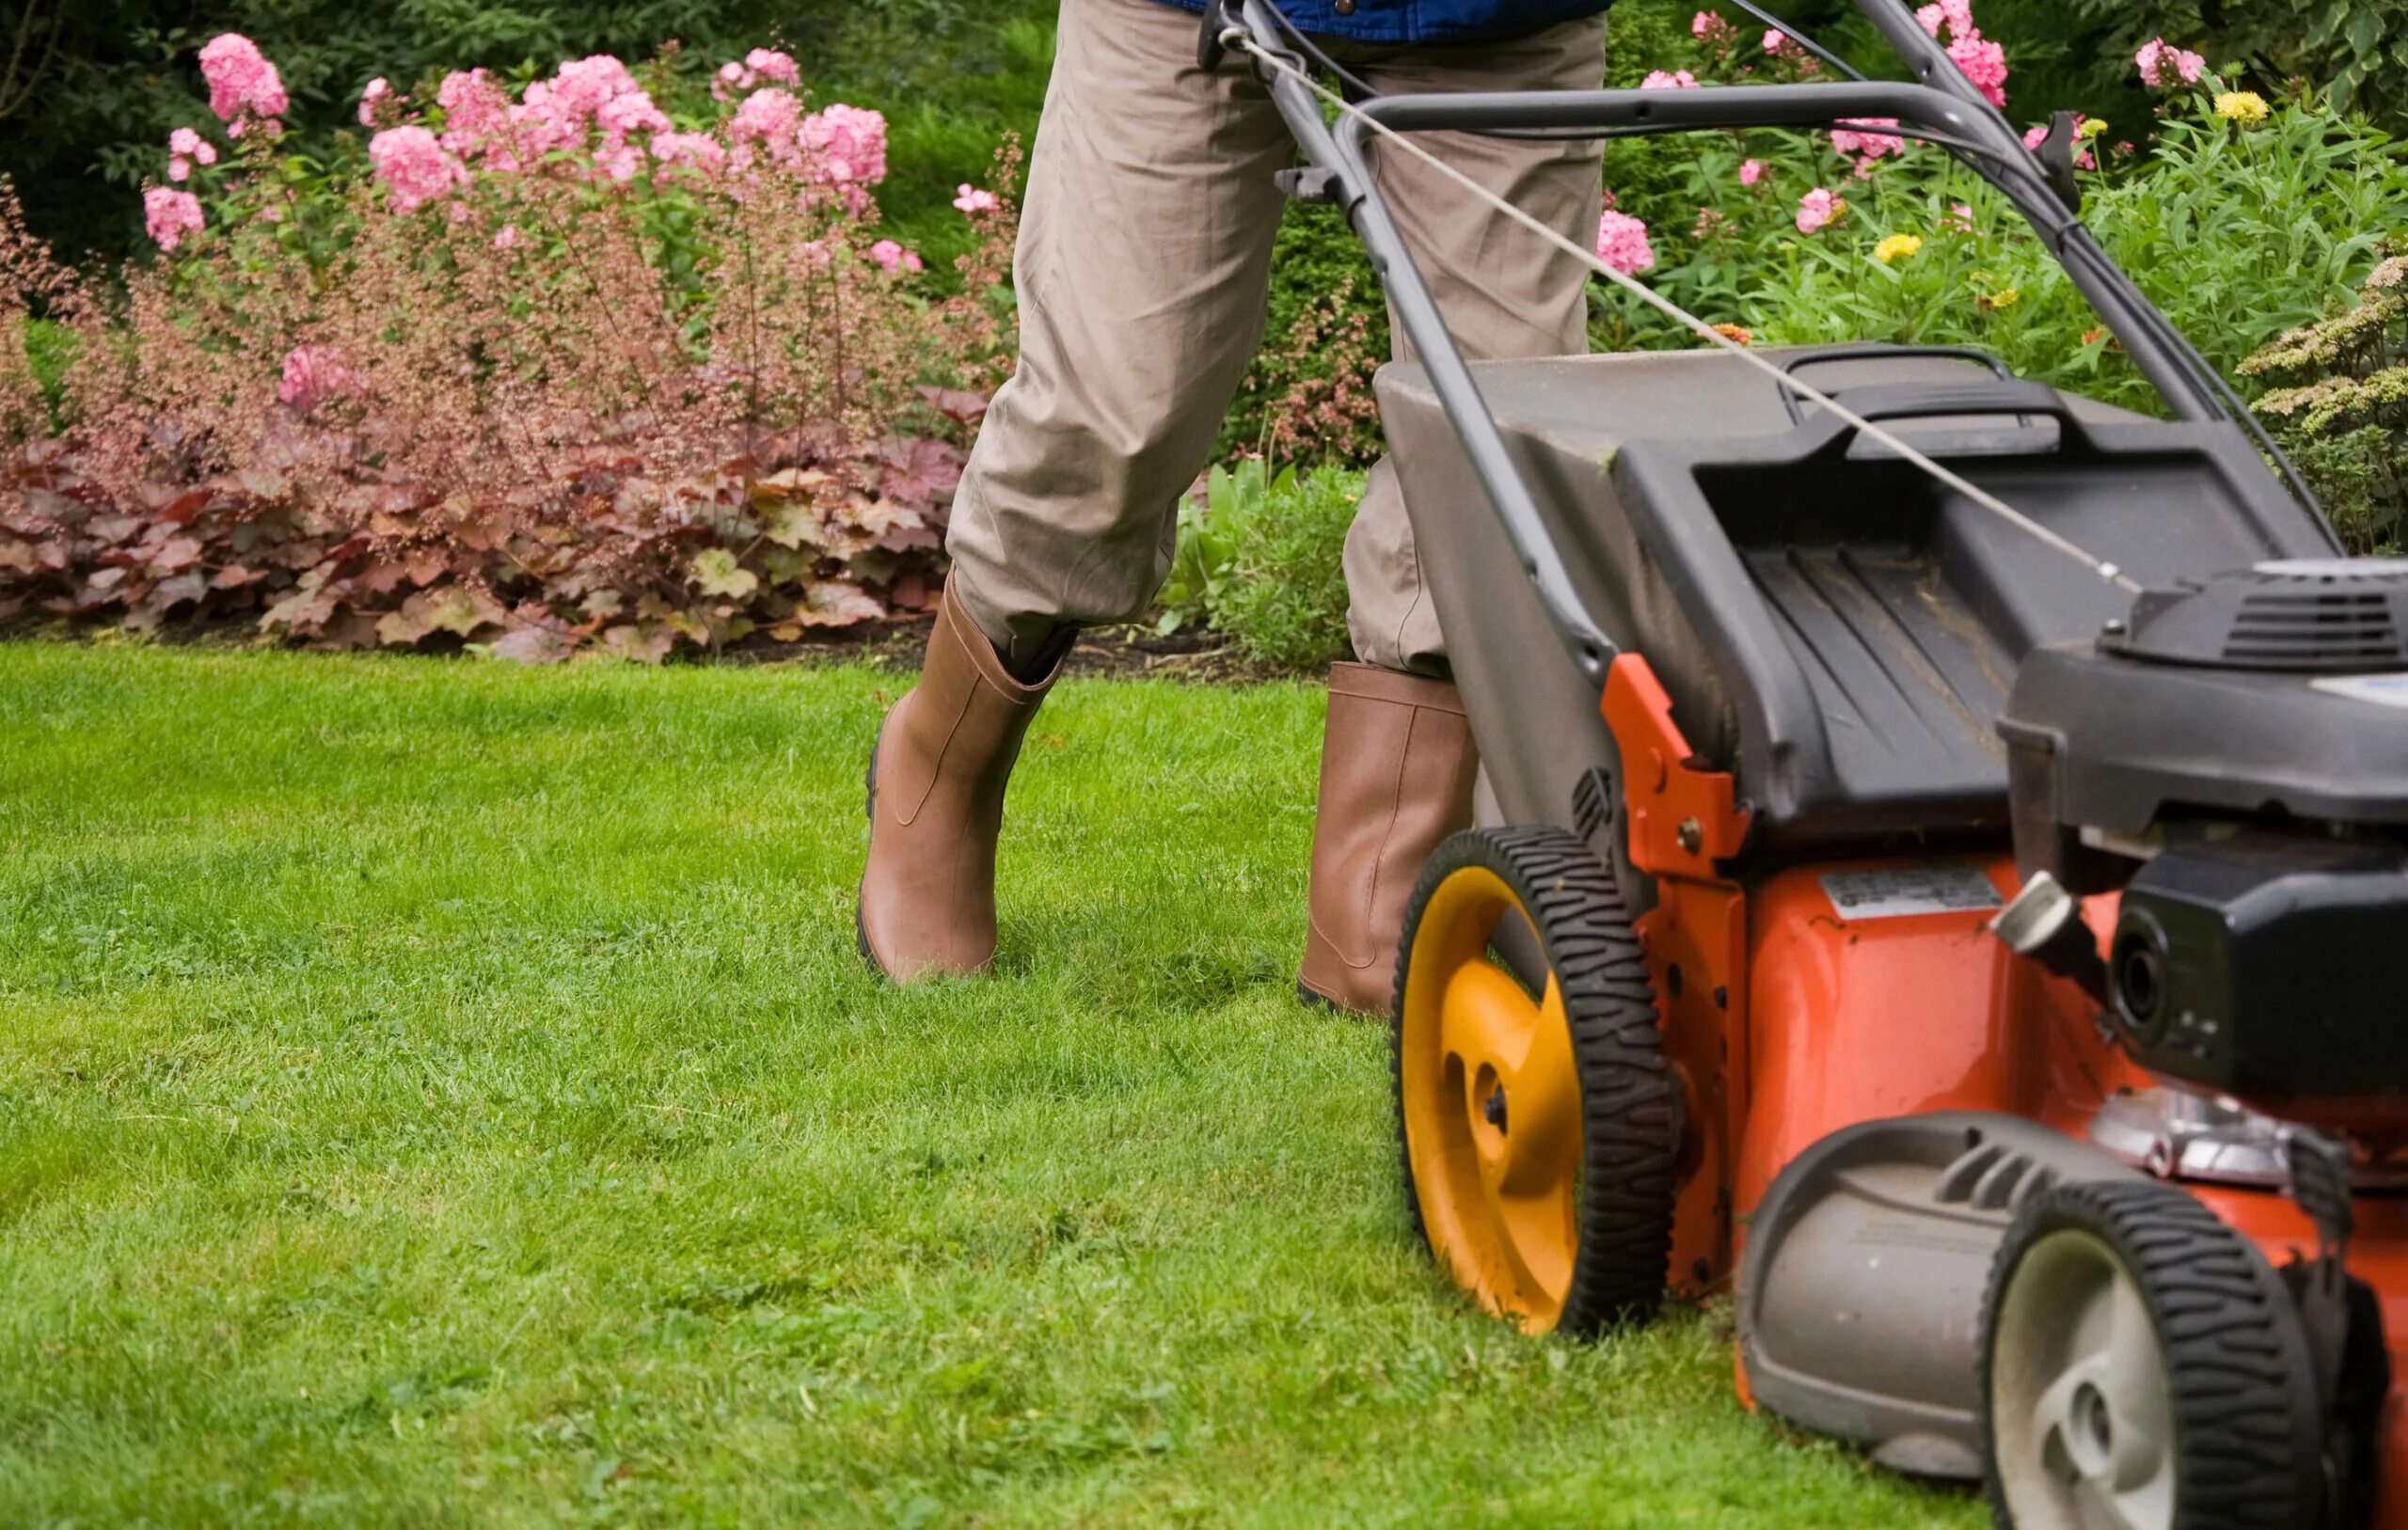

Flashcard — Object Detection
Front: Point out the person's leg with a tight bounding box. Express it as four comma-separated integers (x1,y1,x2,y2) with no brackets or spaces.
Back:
1347,17,1608,676
1297,18,1607,1014
943,0,1297,673
860,0,1293,984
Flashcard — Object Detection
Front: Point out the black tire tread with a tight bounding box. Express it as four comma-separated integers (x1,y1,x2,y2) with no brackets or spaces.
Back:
1390,825,1683,1336
1975,1178,2324,1529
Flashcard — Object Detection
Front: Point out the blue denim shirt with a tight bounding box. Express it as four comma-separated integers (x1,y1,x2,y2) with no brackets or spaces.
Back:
1162,0,1611,46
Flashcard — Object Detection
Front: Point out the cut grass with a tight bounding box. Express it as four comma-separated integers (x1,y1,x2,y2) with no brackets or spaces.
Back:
0,643,1981,1526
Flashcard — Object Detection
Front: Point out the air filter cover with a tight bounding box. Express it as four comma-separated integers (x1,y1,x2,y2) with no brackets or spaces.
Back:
2109,559,2408,673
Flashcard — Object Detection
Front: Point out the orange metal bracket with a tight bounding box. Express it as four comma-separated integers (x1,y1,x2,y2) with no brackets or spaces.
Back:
1603,655,1750,878
1603,653,1753,1292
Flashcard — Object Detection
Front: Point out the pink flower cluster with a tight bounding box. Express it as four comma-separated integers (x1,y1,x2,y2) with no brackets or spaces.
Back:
277,346,356,413
1739,158,1766,186
166,126,218,183
358,77,398,128
1830,117,1905,176
868,240,924,274
368,126,468,213
143,187,204,251
1641,69,1700,90
197,34,287,136
1593,210,1656,276
1796,187,1842,235
715,48,801,101
1915,1,2007,109
802,103,889,187
436,69,516,164
953,183,1000,214
2021,118,2099,170
1690,9,1739,50
518,55,671,181
2135,38,2207,89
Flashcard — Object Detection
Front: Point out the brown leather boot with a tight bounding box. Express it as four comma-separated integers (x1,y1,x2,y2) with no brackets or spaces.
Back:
858,577,1061,983
1297,663,1480,1017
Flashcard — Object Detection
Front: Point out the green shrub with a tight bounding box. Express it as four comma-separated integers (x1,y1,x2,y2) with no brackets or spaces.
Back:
2062,0,2408,122
1721,96,2408,415
2240,248,2408,552
1158,461,1362,670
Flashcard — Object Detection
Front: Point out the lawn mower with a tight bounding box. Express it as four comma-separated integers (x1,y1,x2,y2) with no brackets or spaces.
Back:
1204,3,2408,1525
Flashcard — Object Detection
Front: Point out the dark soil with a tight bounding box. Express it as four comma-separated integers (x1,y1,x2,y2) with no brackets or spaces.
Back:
2,614,1306,684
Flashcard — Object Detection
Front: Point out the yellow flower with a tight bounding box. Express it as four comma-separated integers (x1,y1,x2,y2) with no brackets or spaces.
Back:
1875,233,1924,265
2215,90,2271,125
2076,116,2107,139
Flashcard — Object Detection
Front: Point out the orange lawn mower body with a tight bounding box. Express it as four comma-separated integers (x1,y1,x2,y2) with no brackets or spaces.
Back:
1212,1,2408,1521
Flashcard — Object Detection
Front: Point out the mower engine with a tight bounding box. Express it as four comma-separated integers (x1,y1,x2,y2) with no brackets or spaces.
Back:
1999,560,2408,1138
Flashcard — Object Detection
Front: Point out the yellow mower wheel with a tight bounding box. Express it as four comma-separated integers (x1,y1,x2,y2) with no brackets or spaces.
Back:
1391,825,1681,1336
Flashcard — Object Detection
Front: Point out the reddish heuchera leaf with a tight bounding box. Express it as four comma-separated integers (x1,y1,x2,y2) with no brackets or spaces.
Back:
489,625,576,665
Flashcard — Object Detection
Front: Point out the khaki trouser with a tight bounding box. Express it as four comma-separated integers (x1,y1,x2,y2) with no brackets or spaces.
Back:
945,0,1606,676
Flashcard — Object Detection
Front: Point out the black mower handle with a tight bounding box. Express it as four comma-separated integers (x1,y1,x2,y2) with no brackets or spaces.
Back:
1785,378,2092,453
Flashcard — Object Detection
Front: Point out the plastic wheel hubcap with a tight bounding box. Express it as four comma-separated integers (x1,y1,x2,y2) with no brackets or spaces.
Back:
1990,1230,2177,1530
1401,867,1582,1332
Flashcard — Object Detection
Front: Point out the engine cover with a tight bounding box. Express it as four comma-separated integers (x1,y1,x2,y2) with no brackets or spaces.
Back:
2113,834,2408,1127
2001,561,2408,893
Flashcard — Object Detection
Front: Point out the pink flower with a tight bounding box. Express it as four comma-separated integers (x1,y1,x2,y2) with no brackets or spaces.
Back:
143,187,204,251
744,48,800,85
1914,0,1974,40
867,239,922,274
953,182,1000,214
1692,9,1719,37
652,132,727,176
1941,201,1974,233
277,345,354,413
358,77,395,127
1593,210,1656,276
515,55,644,155
2135,38,2206,89
1796,186,1842,235
727,87,802,168
167,127,216,165
1739,158,1766,185
1763,28,1788,52
801,103,888,186
1692,206,1725,239
2021,118,2098,168
197,34,288,132
1947,30,2009,108
1831,117,1905,169
1641,69,1699,90
368,126,467,213
436,70,515,163
492,224,523,250
716,48,802,99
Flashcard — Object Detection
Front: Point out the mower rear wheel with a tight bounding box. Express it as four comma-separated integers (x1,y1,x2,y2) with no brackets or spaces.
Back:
1978,1179,2323,1530
1391,826,1681,1336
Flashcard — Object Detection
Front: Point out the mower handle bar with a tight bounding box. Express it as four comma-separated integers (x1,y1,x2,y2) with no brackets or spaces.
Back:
1221,0,2306,689
1779,378,2090,455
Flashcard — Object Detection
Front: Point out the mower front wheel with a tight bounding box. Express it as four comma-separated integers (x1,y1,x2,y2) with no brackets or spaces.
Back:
1978,1179,2324,1530
1391,826,1681,1336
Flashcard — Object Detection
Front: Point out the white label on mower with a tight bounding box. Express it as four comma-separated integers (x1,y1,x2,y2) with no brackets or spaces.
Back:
2312,672,2408,710
1819,865,2002,921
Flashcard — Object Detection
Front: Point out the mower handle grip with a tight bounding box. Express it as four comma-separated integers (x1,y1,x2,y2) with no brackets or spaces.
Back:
1788,378,2089,451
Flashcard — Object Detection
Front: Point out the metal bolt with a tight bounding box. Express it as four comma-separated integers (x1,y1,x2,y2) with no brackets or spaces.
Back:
1482,1086,1508,1133
1676,816,1703,854
2102,617,2130,637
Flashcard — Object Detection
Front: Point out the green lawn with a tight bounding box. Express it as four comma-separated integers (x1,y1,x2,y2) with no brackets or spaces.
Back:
0,643,1978,1527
